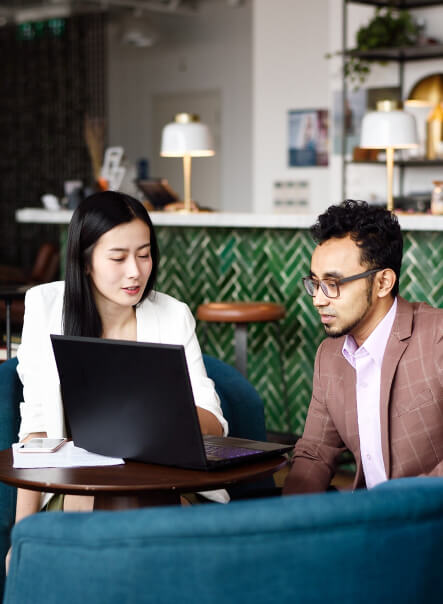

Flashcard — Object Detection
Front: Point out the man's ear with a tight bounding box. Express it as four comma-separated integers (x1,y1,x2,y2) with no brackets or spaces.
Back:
376,268,396,298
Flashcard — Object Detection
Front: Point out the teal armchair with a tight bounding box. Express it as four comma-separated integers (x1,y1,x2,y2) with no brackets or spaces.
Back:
203,354,274,498
203,354,267,441
0,359,21,597
4,478,443,604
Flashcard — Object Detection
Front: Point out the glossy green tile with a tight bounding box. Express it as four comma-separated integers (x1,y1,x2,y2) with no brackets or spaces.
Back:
156,226,443,435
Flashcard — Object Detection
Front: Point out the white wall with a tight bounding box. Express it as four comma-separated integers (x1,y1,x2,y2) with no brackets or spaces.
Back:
108,0,443,213
253,0,443,213
107,0,252,211
252,0,331,214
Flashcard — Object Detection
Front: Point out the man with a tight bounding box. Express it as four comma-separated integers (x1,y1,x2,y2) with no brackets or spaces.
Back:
283,200,443,494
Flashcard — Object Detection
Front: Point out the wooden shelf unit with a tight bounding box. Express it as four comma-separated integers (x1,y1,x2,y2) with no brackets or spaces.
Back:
341,0,443,200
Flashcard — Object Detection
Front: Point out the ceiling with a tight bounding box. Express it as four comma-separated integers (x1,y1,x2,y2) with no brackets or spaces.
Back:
0,0,244,24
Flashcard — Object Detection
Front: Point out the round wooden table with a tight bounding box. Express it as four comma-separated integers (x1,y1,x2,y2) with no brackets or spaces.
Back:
0,448,287,509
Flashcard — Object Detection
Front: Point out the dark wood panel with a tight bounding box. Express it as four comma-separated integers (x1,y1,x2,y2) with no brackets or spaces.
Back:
0,14,106,266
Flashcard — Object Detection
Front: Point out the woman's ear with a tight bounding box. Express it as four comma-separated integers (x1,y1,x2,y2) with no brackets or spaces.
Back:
377,268,396,298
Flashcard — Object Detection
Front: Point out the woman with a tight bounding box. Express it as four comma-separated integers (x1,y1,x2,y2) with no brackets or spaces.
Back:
14,191,228,521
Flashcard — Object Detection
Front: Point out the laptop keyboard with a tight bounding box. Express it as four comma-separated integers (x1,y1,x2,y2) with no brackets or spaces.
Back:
204,443,262,459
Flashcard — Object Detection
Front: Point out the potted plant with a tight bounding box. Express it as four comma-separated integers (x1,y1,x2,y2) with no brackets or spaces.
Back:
328,7,422,88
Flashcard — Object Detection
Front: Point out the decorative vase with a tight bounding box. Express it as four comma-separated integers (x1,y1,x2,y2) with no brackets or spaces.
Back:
426,104,443,159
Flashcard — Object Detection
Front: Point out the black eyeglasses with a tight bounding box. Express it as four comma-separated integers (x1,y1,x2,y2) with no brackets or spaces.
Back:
302,268,382,299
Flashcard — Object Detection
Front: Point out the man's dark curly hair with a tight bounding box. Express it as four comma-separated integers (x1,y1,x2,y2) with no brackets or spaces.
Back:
311,200,402,297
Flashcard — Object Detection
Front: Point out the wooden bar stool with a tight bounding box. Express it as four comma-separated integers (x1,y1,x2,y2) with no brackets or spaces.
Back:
197,301,290,431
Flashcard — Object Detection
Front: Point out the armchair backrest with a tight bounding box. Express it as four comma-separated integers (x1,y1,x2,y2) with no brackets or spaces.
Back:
203,354,273,498
5,478,443,604
0,358,21,598
203,354,267,441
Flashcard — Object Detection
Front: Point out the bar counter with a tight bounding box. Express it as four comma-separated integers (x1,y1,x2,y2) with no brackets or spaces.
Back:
15,208,443,230
16,208,443,435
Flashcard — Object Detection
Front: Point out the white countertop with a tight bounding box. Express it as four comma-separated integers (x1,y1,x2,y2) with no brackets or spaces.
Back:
15,207,443,231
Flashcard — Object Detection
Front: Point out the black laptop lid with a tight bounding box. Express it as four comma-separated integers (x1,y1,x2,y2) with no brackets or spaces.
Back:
51,335,210,469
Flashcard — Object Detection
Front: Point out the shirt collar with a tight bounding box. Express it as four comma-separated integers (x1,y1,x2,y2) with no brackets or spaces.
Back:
342,297,397,368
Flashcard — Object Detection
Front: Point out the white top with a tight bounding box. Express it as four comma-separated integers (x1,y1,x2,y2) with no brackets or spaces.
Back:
17,281,228,440
342,298,397,489
15,208,443,231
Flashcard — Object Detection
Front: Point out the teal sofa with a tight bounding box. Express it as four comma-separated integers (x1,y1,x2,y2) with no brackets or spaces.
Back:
4,477,443,604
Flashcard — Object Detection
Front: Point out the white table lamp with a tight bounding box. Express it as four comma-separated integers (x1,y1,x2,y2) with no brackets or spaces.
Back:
160,113,214,212
360,101,418,212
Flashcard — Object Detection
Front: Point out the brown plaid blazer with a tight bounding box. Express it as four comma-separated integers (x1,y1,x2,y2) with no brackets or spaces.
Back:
283,296,443,494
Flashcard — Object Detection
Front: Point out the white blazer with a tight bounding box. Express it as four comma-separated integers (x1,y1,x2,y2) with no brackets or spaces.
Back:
17,281,228,440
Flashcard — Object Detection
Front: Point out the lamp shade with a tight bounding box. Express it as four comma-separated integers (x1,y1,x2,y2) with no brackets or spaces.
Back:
360,109,418,149
161,113,215,157
407,73,443,107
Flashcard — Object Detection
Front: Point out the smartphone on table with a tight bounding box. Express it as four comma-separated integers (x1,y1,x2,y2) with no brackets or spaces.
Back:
18,438,67,453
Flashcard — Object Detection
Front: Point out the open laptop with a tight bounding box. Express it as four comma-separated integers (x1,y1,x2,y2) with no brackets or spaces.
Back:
50,335,293,470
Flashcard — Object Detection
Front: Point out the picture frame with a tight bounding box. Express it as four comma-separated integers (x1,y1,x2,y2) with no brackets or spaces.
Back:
288,109,329,167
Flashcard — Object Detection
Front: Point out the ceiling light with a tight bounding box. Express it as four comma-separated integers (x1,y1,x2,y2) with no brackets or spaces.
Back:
121,13,159,48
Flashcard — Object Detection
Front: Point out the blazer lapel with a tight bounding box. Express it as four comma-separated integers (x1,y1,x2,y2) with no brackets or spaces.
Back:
343,360,359,452
379,297,413,478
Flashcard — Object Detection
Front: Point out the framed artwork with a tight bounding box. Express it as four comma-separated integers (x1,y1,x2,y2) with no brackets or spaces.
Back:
288,109,329,167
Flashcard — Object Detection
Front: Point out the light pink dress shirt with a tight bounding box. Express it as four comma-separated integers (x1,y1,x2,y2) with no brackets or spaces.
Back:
342,298,397,488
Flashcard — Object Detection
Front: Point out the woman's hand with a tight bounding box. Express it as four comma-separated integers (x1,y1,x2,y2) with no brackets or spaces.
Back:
197,407,223,436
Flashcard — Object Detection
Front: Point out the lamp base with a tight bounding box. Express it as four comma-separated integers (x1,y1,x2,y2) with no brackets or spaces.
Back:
163,200,200,213
176,207,199,214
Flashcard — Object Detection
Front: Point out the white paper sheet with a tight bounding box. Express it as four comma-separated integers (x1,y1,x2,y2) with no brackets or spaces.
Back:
12,441,124,468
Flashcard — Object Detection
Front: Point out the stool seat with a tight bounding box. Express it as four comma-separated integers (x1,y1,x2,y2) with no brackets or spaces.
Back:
197,299,290,432
197,302,285,324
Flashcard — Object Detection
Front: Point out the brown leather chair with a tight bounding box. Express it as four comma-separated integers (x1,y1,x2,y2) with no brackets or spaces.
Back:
0,242,59,329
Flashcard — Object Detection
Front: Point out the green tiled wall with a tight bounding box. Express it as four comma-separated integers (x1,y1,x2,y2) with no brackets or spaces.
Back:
155,227,443,435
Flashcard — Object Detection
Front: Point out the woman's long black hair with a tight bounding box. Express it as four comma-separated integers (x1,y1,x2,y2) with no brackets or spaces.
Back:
63,191,159,337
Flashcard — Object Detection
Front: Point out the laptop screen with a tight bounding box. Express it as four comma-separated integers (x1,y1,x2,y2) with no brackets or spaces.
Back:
51,335,210,469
